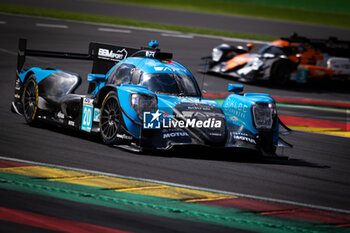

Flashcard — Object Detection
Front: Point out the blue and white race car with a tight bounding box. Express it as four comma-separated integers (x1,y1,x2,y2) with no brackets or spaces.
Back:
11,39,291,154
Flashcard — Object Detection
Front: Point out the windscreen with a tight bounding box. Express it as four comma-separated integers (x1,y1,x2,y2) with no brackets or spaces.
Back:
139,72,200,97
258,45,285,56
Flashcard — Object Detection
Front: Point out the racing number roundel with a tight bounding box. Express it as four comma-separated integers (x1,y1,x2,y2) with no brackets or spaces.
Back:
81,98,94,132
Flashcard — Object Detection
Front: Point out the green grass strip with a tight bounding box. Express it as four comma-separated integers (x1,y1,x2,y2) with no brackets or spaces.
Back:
0,3,276,41
99,0,350,28
276,103,348,112
213,99,225,106
193,0,350,14
0,171,345,233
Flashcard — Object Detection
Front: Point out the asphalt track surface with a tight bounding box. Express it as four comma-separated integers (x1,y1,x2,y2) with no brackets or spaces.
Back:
1,0,350,40
1,12,350,232
0,188,241,233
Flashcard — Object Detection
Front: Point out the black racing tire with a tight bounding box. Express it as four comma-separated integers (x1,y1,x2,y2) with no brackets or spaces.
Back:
270,61,291,86
99,91,122,145
22,75,39,125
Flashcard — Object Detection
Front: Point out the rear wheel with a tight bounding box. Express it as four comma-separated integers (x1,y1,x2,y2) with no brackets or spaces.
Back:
22,75,39,125
100,92,122,145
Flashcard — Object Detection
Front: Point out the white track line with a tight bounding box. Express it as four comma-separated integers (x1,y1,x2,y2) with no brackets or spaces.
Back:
0,13,266,44
222,36,266,44
98,27,131,33
161,33,194,39
0,155,349,215
0,48,17,56
36,23,68,29
0,21,6,24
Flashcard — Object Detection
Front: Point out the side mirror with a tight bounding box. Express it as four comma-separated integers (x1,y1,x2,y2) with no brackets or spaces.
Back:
87,73,106,82
228,83,244,94
246,43,255,52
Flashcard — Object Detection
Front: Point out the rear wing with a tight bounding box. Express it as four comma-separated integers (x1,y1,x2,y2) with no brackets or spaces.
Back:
281,33,350,58
17,38,173,74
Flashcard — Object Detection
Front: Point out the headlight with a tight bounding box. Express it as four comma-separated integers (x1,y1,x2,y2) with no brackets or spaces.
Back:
252,102,277,130
212,48,223,62
130,93,158,120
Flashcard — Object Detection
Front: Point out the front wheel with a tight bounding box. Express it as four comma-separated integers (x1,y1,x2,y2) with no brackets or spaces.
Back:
99,92,122,145
270,61,291,86
22,75,39,125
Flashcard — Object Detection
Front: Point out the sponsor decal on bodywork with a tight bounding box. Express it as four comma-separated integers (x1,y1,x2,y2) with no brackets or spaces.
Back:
93,108,100,122
163,131,189,139
143,109,223,129
146,51,155,57
231,132,256,144
98,48,128,62
81,98,94,132
223,100,249,119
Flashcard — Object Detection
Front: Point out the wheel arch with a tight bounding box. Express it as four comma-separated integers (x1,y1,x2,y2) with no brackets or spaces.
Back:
270,58,296,76
269,58,296,85
19,71,35,92
23,71,36,83
96,85,119,108
19,71,37,100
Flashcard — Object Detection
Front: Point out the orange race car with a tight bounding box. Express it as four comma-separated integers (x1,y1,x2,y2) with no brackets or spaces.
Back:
201,34,350,85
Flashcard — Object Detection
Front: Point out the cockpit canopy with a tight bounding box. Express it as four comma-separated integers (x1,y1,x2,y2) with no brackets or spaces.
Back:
107,58,201,97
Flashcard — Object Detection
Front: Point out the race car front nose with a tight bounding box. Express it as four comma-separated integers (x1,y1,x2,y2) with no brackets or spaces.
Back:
173,103,227,145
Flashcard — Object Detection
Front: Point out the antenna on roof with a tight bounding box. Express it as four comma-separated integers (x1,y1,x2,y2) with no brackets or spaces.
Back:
148,40,159,49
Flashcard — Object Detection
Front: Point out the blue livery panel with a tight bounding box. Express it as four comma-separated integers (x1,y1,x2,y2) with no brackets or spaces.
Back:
19,68,61,83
